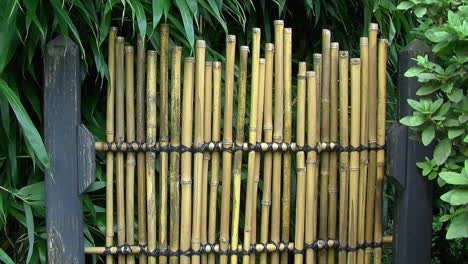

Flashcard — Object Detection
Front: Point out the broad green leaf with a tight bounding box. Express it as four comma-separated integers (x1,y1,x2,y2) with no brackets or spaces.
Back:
407,99,422,111
396,1,414,10
448,128,464,139
422,125,435,146
425,29,452,43
434,138,451,165
465,160,468,174
439,214,453,222
447,88,463,103
416,84,440,96
441,189,468,205
446,212,468,239
153,0,165,30
414,6,426,17
439,172,468,185
24,202,34,263
429,98,443,113
417,73,437,82
404,66,424,77
0,79,50,172
175,0,194,48
400,115,426,127
0,248,14,264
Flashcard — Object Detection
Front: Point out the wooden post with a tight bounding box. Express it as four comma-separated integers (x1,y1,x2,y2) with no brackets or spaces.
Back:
44,36,94,264
387,39,433,264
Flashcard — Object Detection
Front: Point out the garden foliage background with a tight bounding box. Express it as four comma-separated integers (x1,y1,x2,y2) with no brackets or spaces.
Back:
0,0,465,263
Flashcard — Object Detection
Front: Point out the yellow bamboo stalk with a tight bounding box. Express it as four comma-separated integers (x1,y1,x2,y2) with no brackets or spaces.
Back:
365,23,379,264
293,62,307,264
180,57,195,264
125,45,136,264
281,27,292,264
219,35,236,264
374,39,388,264
169,46,182,264
305,71,319,264
347,58,361,264
319,29,331,264
271,20,284,264
242,27,261,264
115,36,126,264
159,24,170,264
231,45,249,264
259,42,274,264
327,42,339,264
208,61,222,264
337,51,350,264
357,37,369,264
105,26,117,264
201,61,213,264
251,56,266,264
192,40,206,264
146,50,158,264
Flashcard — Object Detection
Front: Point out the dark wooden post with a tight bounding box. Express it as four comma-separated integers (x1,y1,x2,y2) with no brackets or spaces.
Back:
387,39,433,263
44,36,95,263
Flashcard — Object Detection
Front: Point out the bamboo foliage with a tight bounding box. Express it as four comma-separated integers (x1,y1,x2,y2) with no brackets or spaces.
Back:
94,21,389,264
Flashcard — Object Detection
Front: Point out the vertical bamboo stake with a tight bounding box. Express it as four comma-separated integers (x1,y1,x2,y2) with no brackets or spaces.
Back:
293,62,307,264
146,50,158,264
105,26,117,264
271,20,284,264
201,61,213,264
357,37,369,264
337,51,349,264
159,24,170,264
281,28,292,264
219,35,236,264
347,58,361,264
208,61,222,264
319,29,331,264
365,23,379,264
305,71,319,264
242,27,261,264
115,36,126,264
180,57,195,264
136,35,147,264
192,40,206,264
327,42,339,264
374,39,388,264
169,46,182,264
231,45,249,264
125,45,136,264
251,57,266,264
259,43,274,264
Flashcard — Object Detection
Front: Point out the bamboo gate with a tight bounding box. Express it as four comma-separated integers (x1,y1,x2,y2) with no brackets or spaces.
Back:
85,20,389,264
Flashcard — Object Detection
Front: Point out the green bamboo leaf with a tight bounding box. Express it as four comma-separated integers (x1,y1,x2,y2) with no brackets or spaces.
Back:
127,0,147,41
396,1,414,10
0,79,50,172
0,248,14,264
175,0,195,48
0,0,19,73
24,202,34,264
153,0,165,29
434,138,451,165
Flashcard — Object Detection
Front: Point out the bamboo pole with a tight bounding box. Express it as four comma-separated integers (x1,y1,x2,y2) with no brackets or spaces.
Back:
319,29,331,264
201,61,213,264
365,23,379,264
105,26,117,264
337,51,349,264
125,45,136,264
251,56,266,264
242,27,261,264
115,36,126,264
231,45,249,264
169,46,182,264
208,61,222,264
281,28,292,264
357,37,369,264
219,35,236,264
259,42,274,264
136,35,147,264
293,62,307,264
192,40,206,264
159,24,170,264
271,20,284,264
146,50,158,264
374,39,388,264
327,42,339,264
180,57,195,264
347,58,361,264
305,71,319,264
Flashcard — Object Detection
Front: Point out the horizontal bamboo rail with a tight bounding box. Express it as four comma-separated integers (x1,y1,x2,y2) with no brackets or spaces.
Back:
93,20,389,264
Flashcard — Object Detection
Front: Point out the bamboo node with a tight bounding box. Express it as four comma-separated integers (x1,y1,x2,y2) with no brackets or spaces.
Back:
360,37,369,46
328,188,338,194
181,179,192,185
306,158,317,164
370,23,379,30
220,237,229,243
116,225,125,231
213,61,221,68
233,169,241,174
185,57,195,63
125,46,134,52
297,167,306,172
377,162,385,167
273,135,282,141
306,71,316,77
196,40,206,47
361,159,369,165
126,160,136,166
170,176,180,182
261,200,271,206
106,232,114,237
106,130,114,135
263,125,273,130
210,181,219,186
249,127,257,132
281,198,290,202
350,167,360,171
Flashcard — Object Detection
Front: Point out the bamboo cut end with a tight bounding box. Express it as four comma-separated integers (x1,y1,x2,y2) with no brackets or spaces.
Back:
240,45,250,51
226,35,236,42
205,61,212,66
284,28,292,34
322,29,331,36
160,24,169,31
213,61,221,68
110,27,118,33
360,37,369,46
173,46,182,51
116,36,125,43
253,27,261,33
266,43,274,51
125,46,134,53
259,58,265,64
339,51,349,57
379,39,389,44
185,57,195,63
350,58,361,64
314,53,322,59
196,40,206,48
274,20,284,25
306,71,316,77
370,23,379,31
331,42,339,49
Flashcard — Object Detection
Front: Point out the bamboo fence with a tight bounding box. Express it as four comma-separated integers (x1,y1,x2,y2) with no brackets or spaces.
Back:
87,21,389,264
